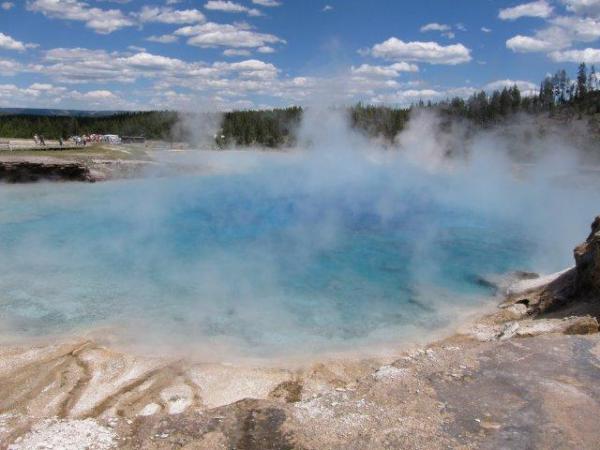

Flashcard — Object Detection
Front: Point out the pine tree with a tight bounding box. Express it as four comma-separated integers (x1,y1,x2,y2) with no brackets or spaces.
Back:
588,65,597,92
576,62,587,99
510,85,521,112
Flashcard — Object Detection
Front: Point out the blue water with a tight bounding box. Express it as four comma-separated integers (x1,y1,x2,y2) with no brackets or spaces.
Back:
0,155,543,358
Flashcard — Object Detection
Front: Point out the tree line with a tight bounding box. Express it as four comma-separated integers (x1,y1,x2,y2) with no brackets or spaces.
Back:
434,63,599,126
0,111,178,141
0,64,598,146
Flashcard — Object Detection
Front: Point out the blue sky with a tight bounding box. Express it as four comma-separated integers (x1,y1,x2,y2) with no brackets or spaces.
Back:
0,0,599,110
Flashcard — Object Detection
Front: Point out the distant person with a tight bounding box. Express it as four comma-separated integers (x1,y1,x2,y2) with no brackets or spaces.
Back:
33,134,39,145
59,137,64,147
39,135,46,146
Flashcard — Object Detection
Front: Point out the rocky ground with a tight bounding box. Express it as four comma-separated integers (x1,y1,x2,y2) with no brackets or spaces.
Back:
0,218,599,450
0,143,209,183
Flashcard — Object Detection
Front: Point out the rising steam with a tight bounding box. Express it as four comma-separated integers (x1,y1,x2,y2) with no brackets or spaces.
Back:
0,107,598,361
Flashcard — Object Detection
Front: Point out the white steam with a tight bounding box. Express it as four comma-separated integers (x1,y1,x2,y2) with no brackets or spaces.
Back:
0,107,598,362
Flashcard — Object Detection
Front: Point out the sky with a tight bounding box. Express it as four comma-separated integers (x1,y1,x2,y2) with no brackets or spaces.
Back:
0,0,599,111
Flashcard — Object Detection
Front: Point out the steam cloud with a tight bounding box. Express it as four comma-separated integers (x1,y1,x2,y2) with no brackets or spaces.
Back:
0,108,598,361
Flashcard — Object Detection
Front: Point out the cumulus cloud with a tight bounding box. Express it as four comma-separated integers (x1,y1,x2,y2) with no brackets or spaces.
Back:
484,79,536,90
371,88,442,105
35,47,284,97
1,2,14,10
0,82,132,109
351,62,419,77
0,32,36,51
550,16,600,42
136,6,205,24
420,23,456,39
27,0,135,34
124,52,188,71
420,23,451,32
78,89,117,100
481,27,492,33
549,47,600,62
204,1,262,16
252,0,281,6
498,1,553,20
0,58,24,75
484,79,538,95
146,34,179,44
257,46,275,53
506,35,555,52
175,22,285,49
506,13,600,55
561,0,600,16
224,59,278,78
369,37,471,65
223,48,252,56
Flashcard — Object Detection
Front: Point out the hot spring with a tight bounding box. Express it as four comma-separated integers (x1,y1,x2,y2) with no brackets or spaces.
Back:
0,144,597,361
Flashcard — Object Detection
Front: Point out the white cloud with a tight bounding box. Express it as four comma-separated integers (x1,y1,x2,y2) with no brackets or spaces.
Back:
29,82,56,91
481,27,492,33
204,1,262,17
175,22,285,49
498,1,553,20
484,79,537,92
1,2,14,10
27,0,135,34
122,52,187,71
371,89,442,105
79,89,117,100
252,0,281,6
136,6,205,24
561,0,600,16
36,47,285,98
257,46,275,53
550,16,600,42
0,82,134,109
146,34,179,44
223,48,251,56
506,35,554,52
369,37,471,64
505,12,600,56
0,32,36,51
225,59,278,78
351,63,418,78
322,5,333,12
420,23,451,32
420,23,456,38
0,58,23,75
446,86,477,97
549,47,600,62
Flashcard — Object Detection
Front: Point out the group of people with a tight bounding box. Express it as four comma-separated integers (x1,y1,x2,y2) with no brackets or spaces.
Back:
32,134,46,146
71,134,121,145
33,134,65,147
31,133,120,147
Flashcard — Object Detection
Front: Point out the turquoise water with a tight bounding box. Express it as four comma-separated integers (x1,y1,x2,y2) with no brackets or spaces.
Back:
0,153,568,358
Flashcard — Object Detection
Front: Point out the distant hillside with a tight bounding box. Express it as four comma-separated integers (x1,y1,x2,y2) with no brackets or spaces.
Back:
0,108,124,117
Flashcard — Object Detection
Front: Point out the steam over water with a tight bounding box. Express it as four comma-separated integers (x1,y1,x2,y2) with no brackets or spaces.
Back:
0,114,598,360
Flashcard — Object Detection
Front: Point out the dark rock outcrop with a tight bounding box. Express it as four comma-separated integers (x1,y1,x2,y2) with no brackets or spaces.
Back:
574,215,600,297
0,161,93,183
503,215,600,317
